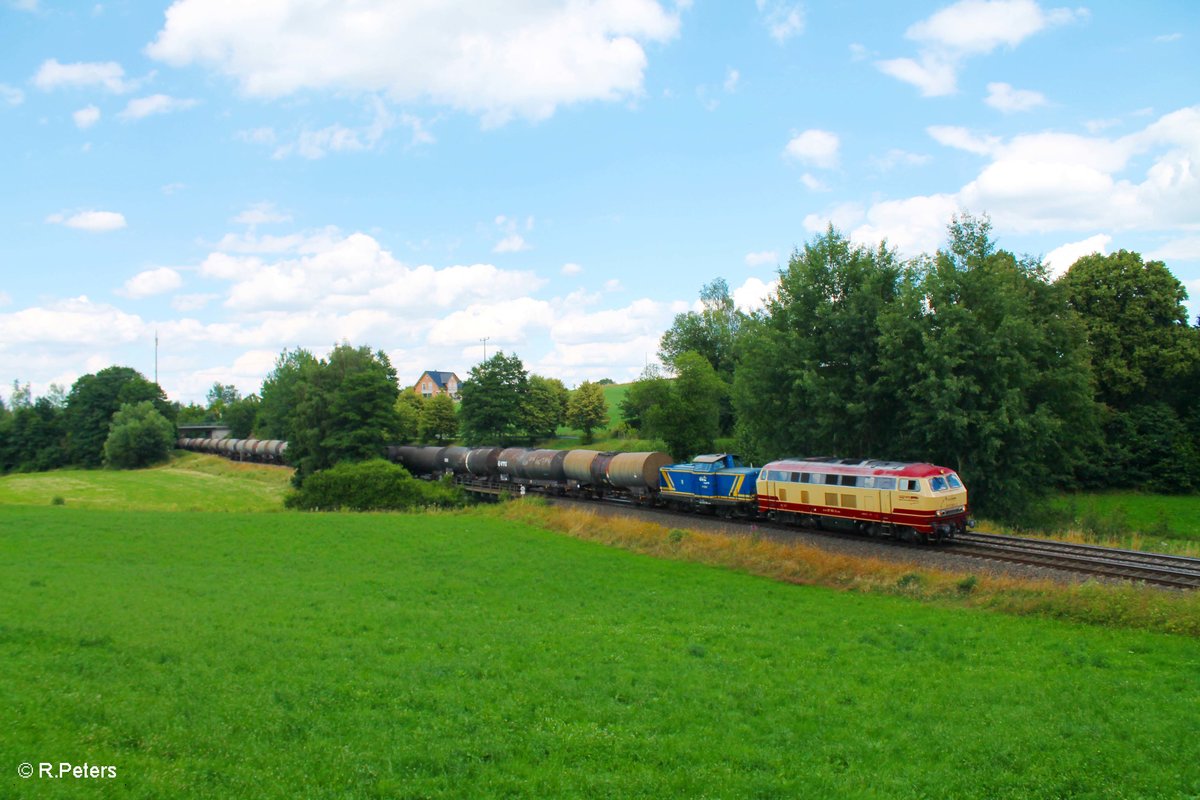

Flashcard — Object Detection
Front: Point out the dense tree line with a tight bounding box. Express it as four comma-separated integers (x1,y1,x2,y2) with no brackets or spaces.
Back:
0,366,175,472
624,216,1199,520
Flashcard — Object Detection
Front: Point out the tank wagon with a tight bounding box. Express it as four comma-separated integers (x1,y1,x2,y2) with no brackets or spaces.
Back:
176,437,288,464
391,445,671,499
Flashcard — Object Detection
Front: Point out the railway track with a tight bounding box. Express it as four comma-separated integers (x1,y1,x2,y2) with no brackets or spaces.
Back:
947,532,1200,589
536,492,1200,589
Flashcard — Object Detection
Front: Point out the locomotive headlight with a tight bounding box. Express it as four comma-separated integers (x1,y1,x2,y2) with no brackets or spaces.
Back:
938,506,965,517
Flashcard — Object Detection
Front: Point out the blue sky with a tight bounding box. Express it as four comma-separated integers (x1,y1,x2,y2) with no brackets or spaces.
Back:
1,0,1197,404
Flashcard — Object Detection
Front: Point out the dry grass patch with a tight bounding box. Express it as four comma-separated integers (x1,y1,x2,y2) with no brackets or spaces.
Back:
490,500,1200,637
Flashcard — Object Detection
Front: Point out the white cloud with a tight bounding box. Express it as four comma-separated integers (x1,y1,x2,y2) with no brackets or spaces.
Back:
604,278,623,292
744,250,777,267
757,1,804,43
732,277,776,311
837,105,1200,257
271,97,394,159
876,53,957,97
1147,237,1200,262
118,94,198,120
147,0,682,125
233,203,291,226
492,214,534,253
1044,234,1111,278
551,298,669,345
561,262,584,276
493,234,530,253
46,210,127,232
118,267,184,299
171,293,219,312
197,229,544,315
927,125,1002,155
1084,118,1121,134
0,296,144,348
800,173,828,191
985,81,1048,113
804,202,865,234
1154,33,1182,43
850,194,962,255
1,84,24,105
237,127,277,145
723,68,740,93
877,0,1086,96
73,104,101,129
871,148,932,171
428,297,553,347
784,129,839,168
33,59,135,93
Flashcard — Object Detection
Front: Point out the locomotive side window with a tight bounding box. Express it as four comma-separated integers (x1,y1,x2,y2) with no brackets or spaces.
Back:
876,477,896,490
861,476,874,488
825,474,839,485
899,479,921,492
840,475,857,487
798,472,810,483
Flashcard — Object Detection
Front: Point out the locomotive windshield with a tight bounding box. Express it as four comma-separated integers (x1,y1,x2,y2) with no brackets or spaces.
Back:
930,474,963,492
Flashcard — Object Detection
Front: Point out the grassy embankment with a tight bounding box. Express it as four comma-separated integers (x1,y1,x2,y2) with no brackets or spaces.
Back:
0,450,291,512
971,491,1200,557
2,499,1199,798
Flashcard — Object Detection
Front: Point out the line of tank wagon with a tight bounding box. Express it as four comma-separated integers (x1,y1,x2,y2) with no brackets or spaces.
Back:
177,437,972,542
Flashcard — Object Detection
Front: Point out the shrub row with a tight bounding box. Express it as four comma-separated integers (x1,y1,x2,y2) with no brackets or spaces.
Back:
284,458,465,512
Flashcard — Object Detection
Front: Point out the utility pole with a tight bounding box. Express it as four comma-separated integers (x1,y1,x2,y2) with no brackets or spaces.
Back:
480,336,489,362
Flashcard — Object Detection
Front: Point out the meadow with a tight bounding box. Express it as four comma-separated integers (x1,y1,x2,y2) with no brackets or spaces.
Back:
1048,490,1200,544
0,451,291,512
2,498,1199,798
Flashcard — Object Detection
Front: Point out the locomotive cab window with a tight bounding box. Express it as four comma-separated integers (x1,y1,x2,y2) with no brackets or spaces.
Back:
946,474,963,489
930,476,948,492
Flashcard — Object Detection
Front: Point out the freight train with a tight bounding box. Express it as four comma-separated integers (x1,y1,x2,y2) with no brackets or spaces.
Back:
177,437,971,542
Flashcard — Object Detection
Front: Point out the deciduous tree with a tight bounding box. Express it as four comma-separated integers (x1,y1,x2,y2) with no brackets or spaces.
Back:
66,367,169,467
459,352,528,444
287,343,401,484
566,380,608,444
419,392,459,443
522,374,569,440
103,401,175,469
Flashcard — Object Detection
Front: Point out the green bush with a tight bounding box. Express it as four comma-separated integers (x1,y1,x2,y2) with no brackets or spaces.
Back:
284,459,465,512
103,401,175,469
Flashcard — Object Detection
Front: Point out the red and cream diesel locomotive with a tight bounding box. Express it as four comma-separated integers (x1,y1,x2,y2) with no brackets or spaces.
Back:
756,457,970,542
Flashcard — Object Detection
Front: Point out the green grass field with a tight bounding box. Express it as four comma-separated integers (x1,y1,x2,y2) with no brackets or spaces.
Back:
0,452,291,512
1049,490,1200,543
2,502,1199,798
